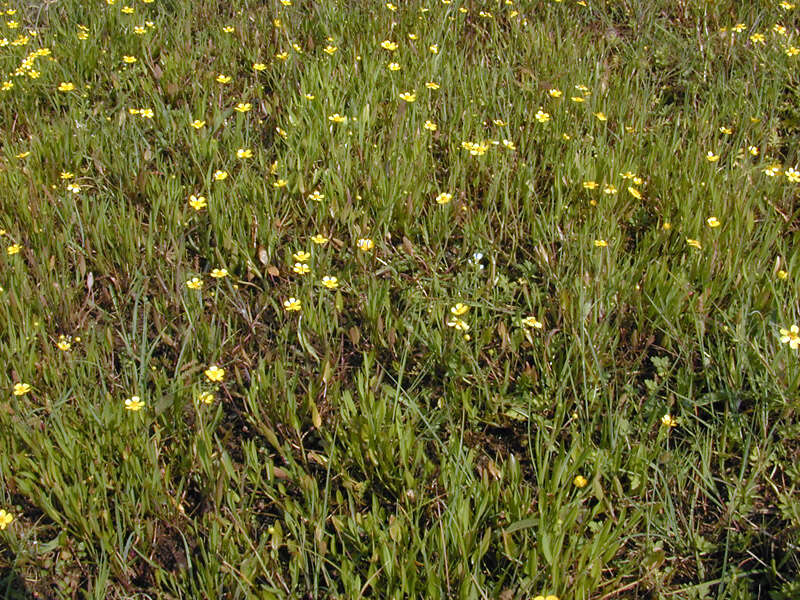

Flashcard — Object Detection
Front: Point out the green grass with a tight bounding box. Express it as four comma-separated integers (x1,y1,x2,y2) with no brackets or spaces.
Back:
1,0,800,597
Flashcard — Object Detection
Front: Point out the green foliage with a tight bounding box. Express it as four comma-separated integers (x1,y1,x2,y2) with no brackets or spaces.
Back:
1,0,799,597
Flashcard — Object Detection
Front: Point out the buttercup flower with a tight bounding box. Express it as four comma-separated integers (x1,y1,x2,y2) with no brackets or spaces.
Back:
13,383,31,396
216,74,232,84
292,262,310,275
58,82,75,92
198,391,215,404
446,317,469,331
311,234,329,245
321,275,339,289
450,303,469,316
283,297,302,312
594,239,608,247
234,102,252,113
186,277,203,289
236,148,253,159
357,238,374,251
573,475,588,488
399,91,416,102
204,365,225,382
124,396,145,411
191,119,206,129
213,170,228,181
0,510,13,530
780,325,800,349
436,192,452,204
706,217,720,228
521,316,543,329
293,250,311,262
380,40,398,51
686,238,702,249
661,413,677,427
424,120,437,131
189,195,207,210
308,190,324,201
210,268,228,279
7,244,22,255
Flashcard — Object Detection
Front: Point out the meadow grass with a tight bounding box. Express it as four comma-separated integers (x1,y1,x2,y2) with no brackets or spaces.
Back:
1,0,800,597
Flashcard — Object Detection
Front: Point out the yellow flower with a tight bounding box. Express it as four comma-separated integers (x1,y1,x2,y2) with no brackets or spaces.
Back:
388,62,401,71
15,151,29,158
321,275,339,289
222,25,234,33
548,88,562,98
60,171,74,179
13,383,31,396
189,195,207,211
357,238,374,251
661,413,678,428
186,277,203,289
2,81,13,91
311,234,329,245
594,111,607,121
213,170,228,181
58,82,75,92
603,184,617,195
198,391,215,404
593,239,608,247
121,5,134,13
125,395,145,411
446,317,469,331
534,108,550,123
502,139,516,150
436,192,452,204
748,145,759,156
308,190,325,202
328,113,347,123
139,108,154,119
292,262,310,275
706,151,719,162
56,335,72,351
293,250,311,262
303,93,315,100
521,316,543,329
380,40,398,51
236,148,253,159
583,180,598,190
423,120,437,131
191,119,206,129
399,91,416,102
425,81,440,90
253,62,267,71
749,33,766,44
627,186,642,199
450,303,469,316
706,216,720,228
273,179,288,188
210,268,228,279
780,325,800,349
0,509,13,530
786,167,800,182
204,365,225,382
662,222,672,230
573,475,588,488
324,45,338,54
570,96,585,103
763,163,782,177
275,51,289,60
429,44,439,54
785,45,800,56
283,297,302,312
719,126,732,135
686,238,702,249
493,119,506,126
7,244,22,255
234,102,252,113
778,270,789,280
216,74,232,84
